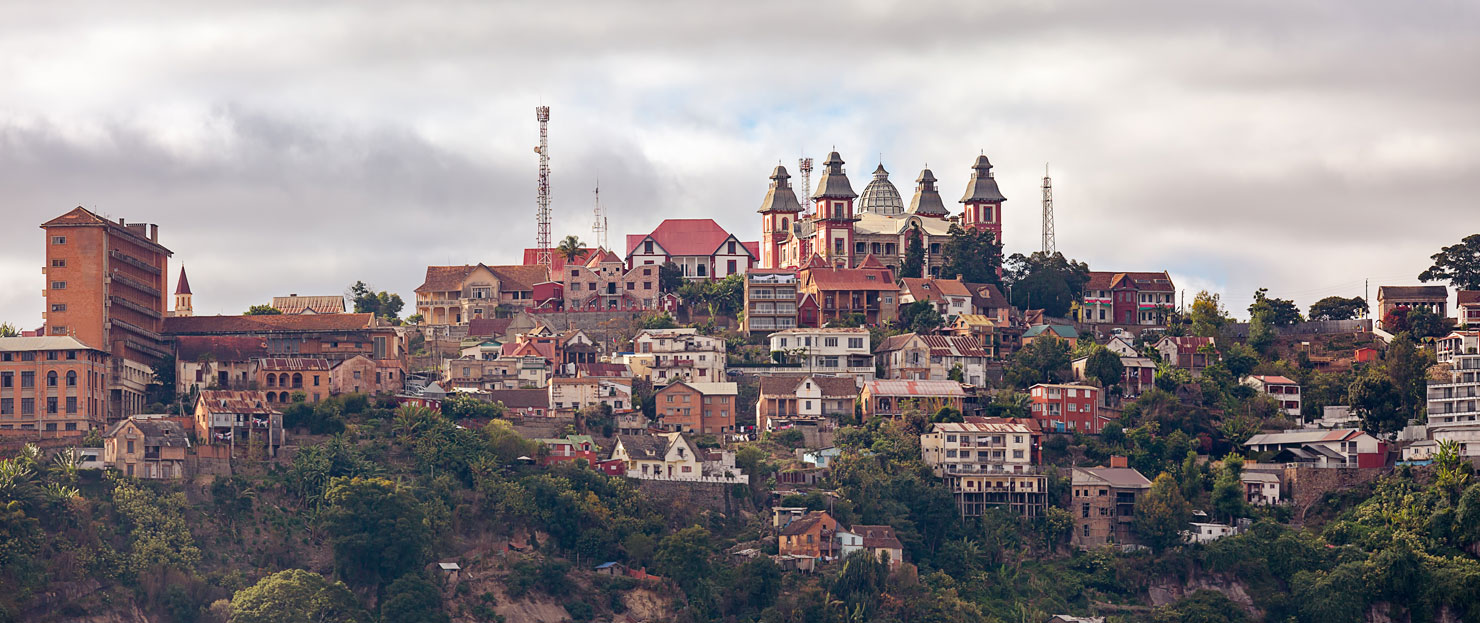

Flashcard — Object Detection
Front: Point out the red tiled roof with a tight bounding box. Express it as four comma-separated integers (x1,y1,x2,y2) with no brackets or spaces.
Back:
41,206,172,254
175,336,268,362
584,248,624,268
577,362,632,378
920,334,991,358
414,264,549,293
198,390,277,415
1458,291,1480,306
164,313,380,335
1085,271,1174,292
502,340,554,361
522,248,595,273
1250,375,1297,385
742,241,760,258
804,264,897,291
625,219,756,258
901,278,972,304
865,379,966,397
271,295,345,315
467,318,514,338
758,375,859,397
258,357,331,371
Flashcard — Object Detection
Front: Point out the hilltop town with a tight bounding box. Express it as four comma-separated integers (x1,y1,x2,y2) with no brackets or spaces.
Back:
3,149,1480,623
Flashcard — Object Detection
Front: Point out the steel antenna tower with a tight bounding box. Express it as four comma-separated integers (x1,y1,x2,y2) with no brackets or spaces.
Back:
591,182,608,250
1041,163,1056,255
798,157,814,215
535,106,553,272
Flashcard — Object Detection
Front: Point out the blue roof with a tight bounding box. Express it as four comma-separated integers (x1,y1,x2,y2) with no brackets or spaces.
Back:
594,562,621,569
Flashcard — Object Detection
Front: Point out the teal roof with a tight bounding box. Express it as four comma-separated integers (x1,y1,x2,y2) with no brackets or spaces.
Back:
1022,325,1079,339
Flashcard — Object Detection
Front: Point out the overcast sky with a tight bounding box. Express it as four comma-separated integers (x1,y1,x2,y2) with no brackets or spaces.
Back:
3,0,1477,327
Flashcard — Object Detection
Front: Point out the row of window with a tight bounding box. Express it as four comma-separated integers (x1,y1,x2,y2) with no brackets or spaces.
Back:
774,337,867,349
1,350,81,362
665,394,732,404
1,370,87,388
0,396,84,415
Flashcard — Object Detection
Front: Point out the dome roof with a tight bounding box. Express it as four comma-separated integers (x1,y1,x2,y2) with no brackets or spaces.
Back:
857,163,904,216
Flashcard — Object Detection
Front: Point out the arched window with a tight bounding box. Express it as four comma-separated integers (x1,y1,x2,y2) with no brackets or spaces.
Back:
266,373,277,387
66,371,77,387
47,371,57,387
293,373,303,388
781,217,789,231
266,392,276,403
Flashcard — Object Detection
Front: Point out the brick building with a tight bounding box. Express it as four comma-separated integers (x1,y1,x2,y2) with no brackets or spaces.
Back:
1071,462,1152,549
41,207,173,419
164,313,406,393
860,379,966,418
1029,383,1106,434
1243,375,1302,418
558,249,662,311
796,254,900,326
1077,271,1176,326
0,337,110,435
413,263,549,326
194,390,284,458
102,417,189,479
921,418,1046,517
655,381,739,435
1153,336,1217,377
1376,285,1449,330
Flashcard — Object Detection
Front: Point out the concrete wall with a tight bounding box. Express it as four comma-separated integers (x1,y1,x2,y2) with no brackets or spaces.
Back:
1285,465,1386,522
636,478,739,516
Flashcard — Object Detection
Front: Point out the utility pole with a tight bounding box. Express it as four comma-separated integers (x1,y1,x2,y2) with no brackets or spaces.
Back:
535,106,552,273
1041,163,1056,255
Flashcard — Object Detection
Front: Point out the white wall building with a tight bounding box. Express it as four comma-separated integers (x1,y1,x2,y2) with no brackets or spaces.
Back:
1429,331,1480,426
633,328,727,384
768,328,874,377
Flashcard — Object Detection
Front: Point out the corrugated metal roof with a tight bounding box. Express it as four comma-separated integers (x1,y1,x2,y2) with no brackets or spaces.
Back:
865,380,966,397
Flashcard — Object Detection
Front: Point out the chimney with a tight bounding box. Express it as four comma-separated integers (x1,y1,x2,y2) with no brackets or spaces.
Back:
1109,455,1128,468
150,223,158,242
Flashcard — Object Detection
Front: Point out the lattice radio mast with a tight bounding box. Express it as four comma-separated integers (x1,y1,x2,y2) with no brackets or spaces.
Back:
1041,163,1056,255
535,106,553,272
591,182,608,251
798,157,814,215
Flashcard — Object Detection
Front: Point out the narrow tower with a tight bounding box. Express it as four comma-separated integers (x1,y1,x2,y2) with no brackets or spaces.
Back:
173,266,193,317
591,182,608,251
1041,163,1055,255
757,165,805,269
810,151,859,267
798,157,813,216
959,154,1007,245
535,106,553,272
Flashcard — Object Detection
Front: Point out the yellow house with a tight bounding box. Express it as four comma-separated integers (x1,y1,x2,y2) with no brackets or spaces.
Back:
102,418,190,479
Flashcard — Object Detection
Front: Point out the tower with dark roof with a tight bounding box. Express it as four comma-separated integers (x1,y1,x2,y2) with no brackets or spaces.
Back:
809,151,859,267
173,266,193,317
960,154,1007,243
757,165,805,269
907,168,950,218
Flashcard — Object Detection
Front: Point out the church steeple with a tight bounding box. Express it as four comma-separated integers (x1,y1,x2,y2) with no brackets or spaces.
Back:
960,153,1006,243
809,151,859,267
758,165,805,269
173,266,193,317
907,168,949,217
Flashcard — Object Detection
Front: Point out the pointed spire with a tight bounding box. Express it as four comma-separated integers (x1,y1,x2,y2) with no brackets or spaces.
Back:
960,153,1007,204
812,151,858,200
758,165,804,214
907,168,949,217
175,266,192,295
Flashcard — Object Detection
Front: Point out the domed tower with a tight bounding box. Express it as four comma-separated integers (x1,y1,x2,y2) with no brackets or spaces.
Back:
857,164,904,216
906,168,950,218
810,151,859,266
960,154,1007,243
757,165,805,269
173,266,193,318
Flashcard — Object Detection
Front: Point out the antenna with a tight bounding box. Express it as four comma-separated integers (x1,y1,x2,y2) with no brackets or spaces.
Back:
1041,163,1056,255
798,157,814,215
535,106,553,272
591,182,608,250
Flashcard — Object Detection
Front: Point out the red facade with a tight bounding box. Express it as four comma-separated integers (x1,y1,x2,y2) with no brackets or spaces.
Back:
1030,384,1105,434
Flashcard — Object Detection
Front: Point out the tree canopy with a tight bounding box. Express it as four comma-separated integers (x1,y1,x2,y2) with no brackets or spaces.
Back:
321,477,431,588
1248,288,1303,326
556,235,585,264
897,300,943,334
1309,295,1367,321
900,223,925,280
243,305,282,316
937,224,1003,286
349,281,403,321
229,569,368,623
1419,233,1480,290
1003,251,1090,318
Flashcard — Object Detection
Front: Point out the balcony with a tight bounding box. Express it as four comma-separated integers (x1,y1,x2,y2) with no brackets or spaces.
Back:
109,250,162,275
109,271,161,298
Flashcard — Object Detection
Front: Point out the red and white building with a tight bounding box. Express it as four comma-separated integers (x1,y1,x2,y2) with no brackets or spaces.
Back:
1029,383,1107,434
626,219,758,281
1243,375,1302,418
1154,336,1217,377
1078,271,1176,326
1459,291,1480,327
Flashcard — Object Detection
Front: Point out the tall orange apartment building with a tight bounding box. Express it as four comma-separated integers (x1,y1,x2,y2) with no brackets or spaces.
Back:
41,207,172,419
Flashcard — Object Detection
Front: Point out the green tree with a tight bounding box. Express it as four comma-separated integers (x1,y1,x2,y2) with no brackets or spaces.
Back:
1405,307,1448,339
1135,472,1191,551
556,235,585,264
321,477,431,588
1348,369,1405,440
898,300,942,334
1083,346,1125,389
655,526,715,609
1210,455,1247,523
947,364,964,382
244,305,282,316
658,261,684,293
901,223,925,279
1248,287,1303,326
349,281,403,321
380,572,449,623
1188,291,1229,338
1005,337,1072,388
0,322,20,337
937,223,1003,286
1419,233,1480,290
1002,251,1090,318
1220,342,1260,378
1247,312,1276,356
229,568,368,623
1308,295,1368,321
639,312,678,330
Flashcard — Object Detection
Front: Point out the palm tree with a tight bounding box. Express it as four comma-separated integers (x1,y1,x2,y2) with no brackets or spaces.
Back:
556,235,585,264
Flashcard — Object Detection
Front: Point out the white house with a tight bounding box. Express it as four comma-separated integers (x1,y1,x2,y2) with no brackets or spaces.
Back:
1241,471,1281,505
1428,331,1480,426
768,328,875,378
1185,522,1237,544
609,432,747,483
1243,375,1302,418
632,328,727,384
1243,428,1383,468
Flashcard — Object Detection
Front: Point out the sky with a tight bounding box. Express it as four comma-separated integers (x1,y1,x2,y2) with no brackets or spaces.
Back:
2,0,1478,327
